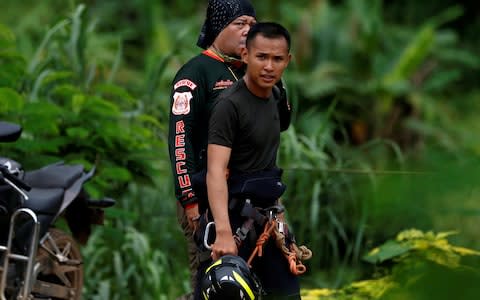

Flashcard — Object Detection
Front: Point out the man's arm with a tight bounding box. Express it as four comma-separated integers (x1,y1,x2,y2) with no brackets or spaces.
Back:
168,74,202,228
206,144,237,260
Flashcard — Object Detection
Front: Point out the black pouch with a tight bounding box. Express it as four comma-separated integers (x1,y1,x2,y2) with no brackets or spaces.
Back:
228,168,286,206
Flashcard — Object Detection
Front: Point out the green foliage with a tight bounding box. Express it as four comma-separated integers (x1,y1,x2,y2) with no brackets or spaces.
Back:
2,1,480,299
287,0,479,150
278,0,479,288
0,27,26,88
0,5,163,198
301,229,480,299
82,226,188,300
364,229,480,265
278,102,373,274
359,153,480,254
81,181,190,299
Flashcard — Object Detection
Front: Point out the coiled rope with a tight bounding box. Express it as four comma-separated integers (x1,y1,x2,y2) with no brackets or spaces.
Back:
247,219,312,275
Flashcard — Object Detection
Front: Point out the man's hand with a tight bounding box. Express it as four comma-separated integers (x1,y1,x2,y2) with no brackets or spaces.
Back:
211,229,238,261
206,144,235,260
185,203,201,232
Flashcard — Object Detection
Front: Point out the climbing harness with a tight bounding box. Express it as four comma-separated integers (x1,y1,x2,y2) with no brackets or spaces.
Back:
202,197,312,276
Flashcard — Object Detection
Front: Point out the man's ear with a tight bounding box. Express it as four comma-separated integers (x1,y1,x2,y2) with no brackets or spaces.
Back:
241,47,248,64
286,53,292,66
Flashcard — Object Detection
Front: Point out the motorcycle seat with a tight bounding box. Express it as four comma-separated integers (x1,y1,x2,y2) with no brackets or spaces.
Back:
23,187,64,215
24,163,84,189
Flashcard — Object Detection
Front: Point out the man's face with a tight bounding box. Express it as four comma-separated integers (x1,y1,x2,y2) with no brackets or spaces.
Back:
214,15,256,57
242,34,291,96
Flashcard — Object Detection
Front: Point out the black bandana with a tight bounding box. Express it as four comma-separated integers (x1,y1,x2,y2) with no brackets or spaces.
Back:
197,0,256,49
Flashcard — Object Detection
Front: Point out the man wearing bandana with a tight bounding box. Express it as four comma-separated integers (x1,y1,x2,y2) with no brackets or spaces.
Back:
168,0,291,298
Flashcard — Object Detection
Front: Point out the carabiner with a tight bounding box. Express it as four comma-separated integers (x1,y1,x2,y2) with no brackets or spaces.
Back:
203,221,215,250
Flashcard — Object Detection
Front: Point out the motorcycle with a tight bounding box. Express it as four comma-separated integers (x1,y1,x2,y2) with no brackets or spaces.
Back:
0,121,115,300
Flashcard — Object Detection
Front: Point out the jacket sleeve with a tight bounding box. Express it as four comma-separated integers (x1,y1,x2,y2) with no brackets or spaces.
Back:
273,79,292,132
168,67,205,208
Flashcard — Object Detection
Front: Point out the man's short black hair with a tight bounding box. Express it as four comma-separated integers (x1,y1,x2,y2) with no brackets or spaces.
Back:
246,22,291,51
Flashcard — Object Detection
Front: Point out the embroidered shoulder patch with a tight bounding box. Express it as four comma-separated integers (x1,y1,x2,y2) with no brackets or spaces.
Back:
213,79,234,90
174,79,197,90
172,92,193,115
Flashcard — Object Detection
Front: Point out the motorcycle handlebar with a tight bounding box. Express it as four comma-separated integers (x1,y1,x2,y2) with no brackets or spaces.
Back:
0,165,31,191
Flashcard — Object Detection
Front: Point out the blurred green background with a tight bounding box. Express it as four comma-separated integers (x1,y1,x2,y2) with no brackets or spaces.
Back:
1,0,479,299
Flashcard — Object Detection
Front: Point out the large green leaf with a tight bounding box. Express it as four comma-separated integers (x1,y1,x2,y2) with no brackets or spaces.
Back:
363,240,412,264
383,25,435,89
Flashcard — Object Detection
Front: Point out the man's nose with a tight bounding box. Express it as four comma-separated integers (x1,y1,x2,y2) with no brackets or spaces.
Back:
264,59,274,71
242,24,251,35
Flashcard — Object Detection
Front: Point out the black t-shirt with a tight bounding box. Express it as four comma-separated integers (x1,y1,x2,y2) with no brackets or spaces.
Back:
208,79,280,173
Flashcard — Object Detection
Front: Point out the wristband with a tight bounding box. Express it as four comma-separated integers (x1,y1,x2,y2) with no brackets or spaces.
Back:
185,202,198,210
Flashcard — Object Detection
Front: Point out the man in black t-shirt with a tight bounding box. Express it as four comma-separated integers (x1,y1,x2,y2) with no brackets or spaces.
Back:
167,1,292,297
205,22,300,299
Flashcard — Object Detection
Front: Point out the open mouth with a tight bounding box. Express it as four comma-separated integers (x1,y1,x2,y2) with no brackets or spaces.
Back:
261,75,276,83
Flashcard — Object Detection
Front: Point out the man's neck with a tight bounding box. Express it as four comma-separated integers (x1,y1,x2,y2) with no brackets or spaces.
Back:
243,76,272,99
208,45,241,64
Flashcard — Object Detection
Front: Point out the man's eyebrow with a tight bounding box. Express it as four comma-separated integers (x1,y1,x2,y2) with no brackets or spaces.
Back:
236,16,254,21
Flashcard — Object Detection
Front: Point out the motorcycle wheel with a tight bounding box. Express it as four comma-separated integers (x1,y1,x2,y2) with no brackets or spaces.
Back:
32,228,84,300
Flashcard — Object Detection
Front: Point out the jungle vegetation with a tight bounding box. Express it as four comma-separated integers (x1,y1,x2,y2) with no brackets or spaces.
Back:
1,0,479,299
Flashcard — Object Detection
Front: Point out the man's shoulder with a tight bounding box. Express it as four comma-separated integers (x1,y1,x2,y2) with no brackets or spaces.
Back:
177,53,221,73
211,81,248,115
173,53,223,86
217,80,247,102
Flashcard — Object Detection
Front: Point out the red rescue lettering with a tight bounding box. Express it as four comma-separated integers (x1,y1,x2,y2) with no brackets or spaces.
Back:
178,175,191,188
175,148,186,160
174,121,189,191
176,120,185,134
176,161,187,174
175,134,185,147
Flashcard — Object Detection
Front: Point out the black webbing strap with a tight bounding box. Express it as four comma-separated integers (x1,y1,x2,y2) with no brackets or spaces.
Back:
234,199,285,244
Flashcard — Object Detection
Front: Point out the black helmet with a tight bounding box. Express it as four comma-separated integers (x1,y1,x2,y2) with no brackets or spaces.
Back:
201,255,262,300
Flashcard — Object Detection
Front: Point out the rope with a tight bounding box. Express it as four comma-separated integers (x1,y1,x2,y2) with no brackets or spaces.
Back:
247,220,276,267
272,223,312,275
291,243,313,261
286,243,312,275
246,219,313,275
